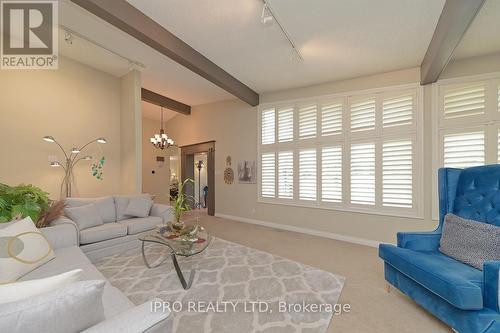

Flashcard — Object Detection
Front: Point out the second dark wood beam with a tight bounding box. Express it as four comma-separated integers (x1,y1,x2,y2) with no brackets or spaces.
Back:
141,88,191,115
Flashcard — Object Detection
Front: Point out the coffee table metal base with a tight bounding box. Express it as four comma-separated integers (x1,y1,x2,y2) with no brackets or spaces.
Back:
141,242,196,290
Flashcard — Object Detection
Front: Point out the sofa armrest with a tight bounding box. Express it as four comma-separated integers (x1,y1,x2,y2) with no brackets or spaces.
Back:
484,261,500,312
40,217,79,249
150,204,173,224
81,299,172,333
396,231,441,251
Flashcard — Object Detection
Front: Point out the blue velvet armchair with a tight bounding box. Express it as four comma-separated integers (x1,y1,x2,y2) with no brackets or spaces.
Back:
379,165,500,333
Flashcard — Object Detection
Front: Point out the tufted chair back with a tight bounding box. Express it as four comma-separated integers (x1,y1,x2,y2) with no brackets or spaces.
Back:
450,165,500,226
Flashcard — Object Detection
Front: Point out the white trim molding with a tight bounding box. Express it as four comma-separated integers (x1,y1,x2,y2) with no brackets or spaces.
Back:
214,213,389,248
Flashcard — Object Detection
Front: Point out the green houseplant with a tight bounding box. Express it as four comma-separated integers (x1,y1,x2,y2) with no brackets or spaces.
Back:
0,183,50,223
171,178,194,230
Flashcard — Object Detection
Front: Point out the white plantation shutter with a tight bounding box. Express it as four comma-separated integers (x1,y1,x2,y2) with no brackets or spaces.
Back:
443,84,485,119
261,109,275,144
278,151,293,199
383,95,413,128
350,98,375,132
260,153,275,198
278,107,294,143
443,132,485,168
498,85,500,112
321,147,342,203
321,102,343,136
383,140,413,208
299,149,317,201
350,143,375,205
299,105,317,139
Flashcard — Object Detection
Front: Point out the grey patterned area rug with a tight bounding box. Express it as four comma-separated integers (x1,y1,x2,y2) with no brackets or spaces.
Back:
95,238,345,333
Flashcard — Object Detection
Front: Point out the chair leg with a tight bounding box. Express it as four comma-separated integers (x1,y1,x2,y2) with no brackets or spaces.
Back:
387,283,391,293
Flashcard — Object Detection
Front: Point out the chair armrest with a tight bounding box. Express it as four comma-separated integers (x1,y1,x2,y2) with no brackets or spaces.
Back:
481,320,500,333
81,299,172,333
40,217,79,249
397,231,441,251
484,261,500,312
150,204,173,224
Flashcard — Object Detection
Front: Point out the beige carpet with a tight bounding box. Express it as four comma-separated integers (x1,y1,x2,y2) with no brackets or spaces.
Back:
193,215,452,333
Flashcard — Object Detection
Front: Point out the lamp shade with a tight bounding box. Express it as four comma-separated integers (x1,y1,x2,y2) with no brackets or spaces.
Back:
43,136,55,143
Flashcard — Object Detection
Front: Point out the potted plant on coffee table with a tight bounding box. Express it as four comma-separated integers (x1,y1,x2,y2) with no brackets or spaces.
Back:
171,178,195,231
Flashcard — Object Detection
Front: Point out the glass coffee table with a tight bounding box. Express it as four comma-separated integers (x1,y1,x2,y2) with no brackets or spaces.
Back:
139,226,211,290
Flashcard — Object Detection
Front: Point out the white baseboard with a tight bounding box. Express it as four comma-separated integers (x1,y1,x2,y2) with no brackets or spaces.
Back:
214,213,386,248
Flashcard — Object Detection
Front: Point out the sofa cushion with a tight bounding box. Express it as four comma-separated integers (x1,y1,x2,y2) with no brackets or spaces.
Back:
65,204,104,230
114,194,152,221
379,244,483,310
118,216,162,235
80,223,127,245
66,196,116,223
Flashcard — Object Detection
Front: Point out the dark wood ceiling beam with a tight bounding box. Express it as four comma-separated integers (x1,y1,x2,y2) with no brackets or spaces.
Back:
420,0,485,85
71,0,259,106
141,88,191,115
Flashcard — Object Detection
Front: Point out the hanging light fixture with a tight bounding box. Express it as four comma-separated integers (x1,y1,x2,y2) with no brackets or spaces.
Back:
150,106,174,150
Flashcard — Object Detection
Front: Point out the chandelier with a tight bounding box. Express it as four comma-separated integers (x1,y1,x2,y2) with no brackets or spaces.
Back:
150,106,174,150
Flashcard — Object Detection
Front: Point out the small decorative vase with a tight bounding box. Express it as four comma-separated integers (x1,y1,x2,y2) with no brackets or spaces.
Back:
172,220,184,231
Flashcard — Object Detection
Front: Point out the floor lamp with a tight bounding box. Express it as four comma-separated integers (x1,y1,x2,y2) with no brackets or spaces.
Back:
196,160,203,209
43,136,106,198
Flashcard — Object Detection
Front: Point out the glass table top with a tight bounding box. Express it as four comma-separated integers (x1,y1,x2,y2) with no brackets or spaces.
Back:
139,225,211,257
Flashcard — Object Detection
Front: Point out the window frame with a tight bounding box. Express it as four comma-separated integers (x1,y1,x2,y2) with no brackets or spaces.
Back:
431,72,500,220
258,83,424,219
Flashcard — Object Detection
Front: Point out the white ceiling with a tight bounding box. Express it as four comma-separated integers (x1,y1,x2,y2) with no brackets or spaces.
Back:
453,0,500,60
126,0,445,93
59,0,498,110
59,0,232,107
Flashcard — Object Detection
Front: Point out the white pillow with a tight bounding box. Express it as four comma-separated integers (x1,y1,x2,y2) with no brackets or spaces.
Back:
0,269,82,304
0,280,105,333
0,217,55,284
64,204,104,230
123,196,153,218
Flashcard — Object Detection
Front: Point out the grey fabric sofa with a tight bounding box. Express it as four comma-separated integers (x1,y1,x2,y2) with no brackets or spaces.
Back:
62,196,174,261
23,222,173,333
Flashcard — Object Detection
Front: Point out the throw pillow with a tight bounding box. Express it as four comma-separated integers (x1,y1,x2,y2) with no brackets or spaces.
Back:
0,269,82,304
0,217,55,284
114,194,152,221
439,213,500,270
64,204,104,230
0,280,105,333
65,196,116,223
123,196,153,218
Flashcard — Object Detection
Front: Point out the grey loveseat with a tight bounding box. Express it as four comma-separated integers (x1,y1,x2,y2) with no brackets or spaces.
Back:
61,195,174,261
19,221,173,332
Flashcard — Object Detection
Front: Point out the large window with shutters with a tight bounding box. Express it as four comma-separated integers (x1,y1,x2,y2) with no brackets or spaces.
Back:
431,73,500,220
258,84,423,218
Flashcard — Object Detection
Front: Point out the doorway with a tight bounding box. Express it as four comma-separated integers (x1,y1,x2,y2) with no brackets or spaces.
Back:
180,141,215,216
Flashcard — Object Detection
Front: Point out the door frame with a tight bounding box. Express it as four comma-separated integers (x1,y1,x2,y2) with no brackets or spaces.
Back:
180,141,215,216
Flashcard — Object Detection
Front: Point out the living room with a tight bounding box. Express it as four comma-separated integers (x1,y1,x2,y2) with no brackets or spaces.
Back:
1,0,500,332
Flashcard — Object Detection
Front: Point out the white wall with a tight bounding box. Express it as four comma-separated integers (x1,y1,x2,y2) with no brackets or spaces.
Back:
164,53,500,244
0,56,123,199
